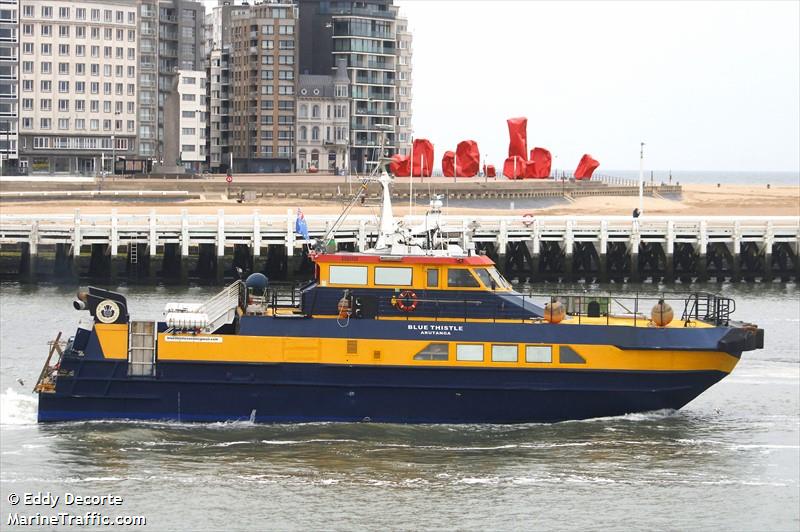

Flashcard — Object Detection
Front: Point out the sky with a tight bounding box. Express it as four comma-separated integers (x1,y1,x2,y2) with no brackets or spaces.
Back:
205,1,800,172
398,0,800,172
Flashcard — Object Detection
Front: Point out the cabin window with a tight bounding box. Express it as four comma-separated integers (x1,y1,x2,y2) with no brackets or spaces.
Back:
475,268,494,288
526,345,552,363
447,268,480,288
456,344,483,361
560,346,586,364
329,265,368,285
375,266,412,286
491,344,518,362
426,268,439,288
413,343,448,361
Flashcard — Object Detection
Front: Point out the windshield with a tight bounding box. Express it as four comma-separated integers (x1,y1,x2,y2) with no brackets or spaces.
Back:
474,268,493,288
488,267,513,290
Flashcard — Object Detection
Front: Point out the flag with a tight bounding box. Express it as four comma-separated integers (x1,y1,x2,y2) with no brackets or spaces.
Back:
295,208,309,240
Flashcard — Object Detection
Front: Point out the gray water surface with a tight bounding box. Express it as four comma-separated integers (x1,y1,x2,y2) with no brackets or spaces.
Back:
1,283,798,531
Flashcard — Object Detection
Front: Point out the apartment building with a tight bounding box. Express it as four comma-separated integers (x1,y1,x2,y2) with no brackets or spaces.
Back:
203,1,236,173
136,0,204,170
0,0,18,173
18,0,138,175
178,69,206,172
299,0,400,173
295,58,350,172
227,2,297,173
395,15,412,155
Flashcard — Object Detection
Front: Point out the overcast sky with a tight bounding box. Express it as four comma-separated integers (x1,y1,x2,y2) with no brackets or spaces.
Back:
396,0,800,172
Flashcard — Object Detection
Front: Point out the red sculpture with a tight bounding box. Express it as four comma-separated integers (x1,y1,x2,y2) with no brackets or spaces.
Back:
455,140,480,177
574,154,599,180
503,156,526,179
442,151,455,177
484,165,496,178
411,139,434,177
507,117,528,159
389,154,410,177
529,147,552,179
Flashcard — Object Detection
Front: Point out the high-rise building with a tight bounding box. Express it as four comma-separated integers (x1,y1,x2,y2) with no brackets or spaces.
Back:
395,15,412,155
178,69,206,172
0,0,18,173
295,58,350,172
17,0,138,175
203,0,237,173
226,2,297,173
298,0,405,173
136,0,204,171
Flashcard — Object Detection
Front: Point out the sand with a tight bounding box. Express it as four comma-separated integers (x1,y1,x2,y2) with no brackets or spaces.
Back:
0,184,797,217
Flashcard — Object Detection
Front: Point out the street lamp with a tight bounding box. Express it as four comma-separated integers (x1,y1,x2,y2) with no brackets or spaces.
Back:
111,135,116,177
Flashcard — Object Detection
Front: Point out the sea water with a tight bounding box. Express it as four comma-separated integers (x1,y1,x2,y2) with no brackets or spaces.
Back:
0,283,797,531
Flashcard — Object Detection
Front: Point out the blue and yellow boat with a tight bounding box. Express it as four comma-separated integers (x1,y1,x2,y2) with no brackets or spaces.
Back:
35,174,764,424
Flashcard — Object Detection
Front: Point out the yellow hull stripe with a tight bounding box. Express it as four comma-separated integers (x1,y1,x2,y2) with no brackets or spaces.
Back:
156,334,738,374
95,324,128,360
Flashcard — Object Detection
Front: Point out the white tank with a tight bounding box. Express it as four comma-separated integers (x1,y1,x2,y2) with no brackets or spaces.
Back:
165,312,209,330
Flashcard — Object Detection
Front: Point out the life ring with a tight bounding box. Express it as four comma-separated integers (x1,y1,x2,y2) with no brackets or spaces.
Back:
396,290,418,312
522,213,534,227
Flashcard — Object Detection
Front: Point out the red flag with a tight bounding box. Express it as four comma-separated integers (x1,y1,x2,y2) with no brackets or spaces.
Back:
574,154,599,180
529,147,552,178
411,139,434,177
455,140,480,177
442,151,455,177
503,156,526,179
507,117,528,159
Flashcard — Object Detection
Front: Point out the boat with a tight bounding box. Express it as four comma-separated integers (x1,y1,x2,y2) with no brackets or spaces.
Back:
34,160,764,424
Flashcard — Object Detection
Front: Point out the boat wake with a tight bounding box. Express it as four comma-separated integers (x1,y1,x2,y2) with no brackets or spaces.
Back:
0,388,38,426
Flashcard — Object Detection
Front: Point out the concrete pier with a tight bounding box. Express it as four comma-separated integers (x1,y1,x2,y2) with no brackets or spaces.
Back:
1,211,797,284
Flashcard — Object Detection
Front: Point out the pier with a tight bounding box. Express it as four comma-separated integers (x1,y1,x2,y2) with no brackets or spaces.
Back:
1,211,797,283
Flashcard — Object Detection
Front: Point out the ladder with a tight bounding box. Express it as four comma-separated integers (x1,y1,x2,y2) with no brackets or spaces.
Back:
128,321,156,377
129,241,138,265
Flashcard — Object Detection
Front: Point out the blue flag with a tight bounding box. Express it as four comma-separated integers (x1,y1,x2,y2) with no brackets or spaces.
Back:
295,208,309,241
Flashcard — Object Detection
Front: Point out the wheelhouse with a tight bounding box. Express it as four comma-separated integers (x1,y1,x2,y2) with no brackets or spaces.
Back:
312,253,514,292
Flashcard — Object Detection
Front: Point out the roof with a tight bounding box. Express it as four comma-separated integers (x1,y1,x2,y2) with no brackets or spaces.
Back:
312,253,495,266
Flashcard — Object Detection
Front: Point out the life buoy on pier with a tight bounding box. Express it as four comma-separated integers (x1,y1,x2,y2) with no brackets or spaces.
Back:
522,213,534,227
395,291,418,313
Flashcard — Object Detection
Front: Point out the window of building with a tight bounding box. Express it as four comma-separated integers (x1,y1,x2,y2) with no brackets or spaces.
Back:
58,81,69,93
41,43,52,56
90,119,99,130
76,119,85,130
447,269,480,288
90,100,98,112
75,82,85,94
42,6,53,18
76,8,85,20
413,343,449,361
58,118,69,130
181,111,195,118
59,25,69,38
525,345,552,363
181,94,196,102
374,267,412,286
22,98,33,111
182,144,195,152
329,265,368,286
311,126,319,141
41,24,52,37
40,62,51,74
456,344,483,362
492,345,518,363
40,81,51,92
40,118,52,130
76,100,85,111
23,5,34,17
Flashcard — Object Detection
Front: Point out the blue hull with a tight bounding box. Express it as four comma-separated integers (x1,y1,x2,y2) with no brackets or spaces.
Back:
38,358,725,423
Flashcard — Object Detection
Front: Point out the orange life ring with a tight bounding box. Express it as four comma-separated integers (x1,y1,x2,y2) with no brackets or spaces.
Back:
396,290,418,312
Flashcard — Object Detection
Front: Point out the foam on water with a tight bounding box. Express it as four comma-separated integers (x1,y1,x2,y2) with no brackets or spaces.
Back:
0,388,38,426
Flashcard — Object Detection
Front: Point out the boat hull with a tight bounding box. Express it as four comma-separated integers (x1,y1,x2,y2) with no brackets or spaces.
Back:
38,359,727,424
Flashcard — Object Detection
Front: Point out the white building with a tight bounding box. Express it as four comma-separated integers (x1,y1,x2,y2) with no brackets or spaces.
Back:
295,58,349,173
18,0,138,175
178,69,207,172
0,0,18,173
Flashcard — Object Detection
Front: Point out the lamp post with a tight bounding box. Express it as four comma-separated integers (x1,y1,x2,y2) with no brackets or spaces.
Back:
638,141,645,215
111,135,115,177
